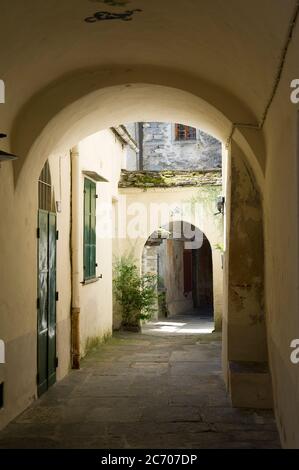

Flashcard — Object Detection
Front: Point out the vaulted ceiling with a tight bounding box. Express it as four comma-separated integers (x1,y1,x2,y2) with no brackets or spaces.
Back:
0,0,297,144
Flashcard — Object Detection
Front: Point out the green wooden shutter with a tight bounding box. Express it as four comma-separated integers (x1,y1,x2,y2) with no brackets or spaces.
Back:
90,181,97,278
84,178,97,280
84,179,90,280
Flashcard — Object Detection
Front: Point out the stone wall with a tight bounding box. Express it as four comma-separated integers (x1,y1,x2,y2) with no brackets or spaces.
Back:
142,122,222,171
119,169,222,188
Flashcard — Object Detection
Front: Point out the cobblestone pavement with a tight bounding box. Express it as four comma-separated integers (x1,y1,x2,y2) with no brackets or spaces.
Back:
0,327,280,449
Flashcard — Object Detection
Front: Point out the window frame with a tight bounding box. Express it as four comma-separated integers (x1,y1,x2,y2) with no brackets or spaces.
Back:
174,124,197,142
83,177,97,282
38,160,55,212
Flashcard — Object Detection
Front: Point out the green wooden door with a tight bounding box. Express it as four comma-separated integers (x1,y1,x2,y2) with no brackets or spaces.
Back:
37,210,57,396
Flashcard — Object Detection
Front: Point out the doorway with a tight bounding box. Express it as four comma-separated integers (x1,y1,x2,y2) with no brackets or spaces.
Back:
142,222,215,323
191,235,214,316
37,161,57,397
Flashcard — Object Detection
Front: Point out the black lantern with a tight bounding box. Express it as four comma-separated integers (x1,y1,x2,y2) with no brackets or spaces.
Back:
0,134,18,161
215,196,225,215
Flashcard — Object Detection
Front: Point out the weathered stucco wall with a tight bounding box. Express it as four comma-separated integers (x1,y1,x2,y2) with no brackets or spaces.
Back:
263,25,299,447
228,143,267,362
115,185,224,330
223,142,273,410
0,129,125,430
48,153,72,382
76,130,125,356
222,147,231,387
0,152,72,430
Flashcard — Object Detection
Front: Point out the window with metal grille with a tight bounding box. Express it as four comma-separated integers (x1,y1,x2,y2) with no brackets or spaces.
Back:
38,161,55,212
175,124,197,141
83,178,97,281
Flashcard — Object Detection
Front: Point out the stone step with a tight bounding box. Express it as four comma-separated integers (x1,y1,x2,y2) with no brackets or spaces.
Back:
229,361,274,409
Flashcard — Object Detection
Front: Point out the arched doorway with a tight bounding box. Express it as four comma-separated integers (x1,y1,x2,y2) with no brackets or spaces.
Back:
142,222,215,329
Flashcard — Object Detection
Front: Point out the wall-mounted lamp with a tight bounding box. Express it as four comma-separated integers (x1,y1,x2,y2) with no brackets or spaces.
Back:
0,134,19,161
56,201,62,213
215,196,225,215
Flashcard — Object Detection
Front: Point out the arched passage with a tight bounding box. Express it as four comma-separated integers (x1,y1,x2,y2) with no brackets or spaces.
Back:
115,180,224,331
1,0,299,448
12,77,265,192
0,79,270,431
142,222,215,324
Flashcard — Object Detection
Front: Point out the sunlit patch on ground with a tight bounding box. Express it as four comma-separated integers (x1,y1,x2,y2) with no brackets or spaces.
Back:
142,314,214,336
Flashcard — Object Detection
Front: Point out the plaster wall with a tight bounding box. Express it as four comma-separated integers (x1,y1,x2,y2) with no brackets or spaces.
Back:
263,27,299,447
222,147,231,386
48,154,72,382
124,123,139,171
141,245,159,320
0,152,72,430
162,239,193,316
0,0,294,156
0,128,125,430
220,142,273,411
115,186,223,329
76,130,125,356
228,142,267,363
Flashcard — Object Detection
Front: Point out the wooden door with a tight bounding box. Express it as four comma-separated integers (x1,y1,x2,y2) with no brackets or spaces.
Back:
37,210,57,396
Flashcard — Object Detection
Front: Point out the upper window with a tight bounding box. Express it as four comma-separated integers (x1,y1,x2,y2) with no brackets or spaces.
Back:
83,178,97,281
175,124,197,141
38,160,55,212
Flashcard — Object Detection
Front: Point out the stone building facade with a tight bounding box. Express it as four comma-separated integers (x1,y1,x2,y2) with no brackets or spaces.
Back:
125,122,222,171
142,122,222,171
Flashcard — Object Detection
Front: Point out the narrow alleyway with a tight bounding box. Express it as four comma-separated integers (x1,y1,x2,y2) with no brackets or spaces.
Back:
0,327,280,449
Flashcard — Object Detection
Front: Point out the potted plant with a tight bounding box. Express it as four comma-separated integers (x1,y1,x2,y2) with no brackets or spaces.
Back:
113,256,157,331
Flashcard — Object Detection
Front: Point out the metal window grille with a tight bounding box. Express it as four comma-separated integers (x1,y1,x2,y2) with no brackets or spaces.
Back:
175,124,197,141
38,161,55,212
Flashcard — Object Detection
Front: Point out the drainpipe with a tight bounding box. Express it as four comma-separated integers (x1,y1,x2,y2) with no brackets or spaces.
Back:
138,122,144,170
70,146,81,369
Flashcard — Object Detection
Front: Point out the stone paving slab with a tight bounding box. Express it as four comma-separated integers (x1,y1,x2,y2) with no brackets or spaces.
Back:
0,330,281,449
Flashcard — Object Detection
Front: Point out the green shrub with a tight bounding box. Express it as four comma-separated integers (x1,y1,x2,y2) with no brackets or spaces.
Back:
158,290,168,318
113,256,157,328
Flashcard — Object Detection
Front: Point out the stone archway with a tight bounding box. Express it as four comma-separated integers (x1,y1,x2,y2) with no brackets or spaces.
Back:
0,78,270,427
141,222,216,324
11,75,265,191
116,181,224,331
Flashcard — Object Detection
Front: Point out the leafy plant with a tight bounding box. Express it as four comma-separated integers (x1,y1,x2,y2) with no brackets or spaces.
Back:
113,256,157,328
158,290,168,318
